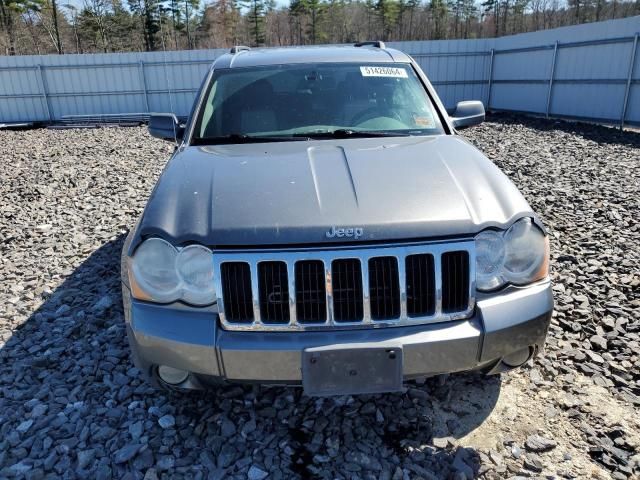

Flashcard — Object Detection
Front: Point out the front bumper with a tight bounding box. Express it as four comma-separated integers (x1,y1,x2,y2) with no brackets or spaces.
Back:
123,281,553,387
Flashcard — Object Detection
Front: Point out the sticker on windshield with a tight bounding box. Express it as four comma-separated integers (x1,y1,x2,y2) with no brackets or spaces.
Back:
413,113,435,128
360,66,408,78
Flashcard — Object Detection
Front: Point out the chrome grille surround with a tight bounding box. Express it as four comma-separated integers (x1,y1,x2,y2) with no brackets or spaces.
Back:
214,239,476,331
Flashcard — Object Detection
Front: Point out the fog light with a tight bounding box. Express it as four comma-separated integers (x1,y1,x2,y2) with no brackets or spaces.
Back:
502,347,534,368
157,365,189,385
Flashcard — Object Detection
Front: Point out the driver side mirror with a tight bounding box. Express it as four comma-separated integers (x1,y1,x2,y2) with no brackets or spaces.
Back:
450,101,485,129
148,113,185,143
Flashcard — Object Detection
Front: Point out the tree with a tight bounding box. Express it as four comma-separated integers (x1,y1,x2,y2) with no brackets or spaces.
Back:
3,0,640,55
1,0,43,54
375,0,399,40
243,0,265,45
0,0,17,54
128,0,160,50
429,0,448,38
80,0,112,51
304,0,324,43
63,3,82,51
481,0,499,36
183,0,198,48
50,0,62,51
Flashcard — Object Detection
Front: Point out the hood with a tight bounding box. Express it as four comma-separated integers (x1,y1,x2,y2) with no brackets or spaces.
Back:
135,135,533,248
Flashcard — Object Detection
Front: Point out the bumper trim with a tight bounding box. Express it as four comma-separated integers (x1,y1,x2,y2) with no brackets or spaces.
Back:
217,319,482,381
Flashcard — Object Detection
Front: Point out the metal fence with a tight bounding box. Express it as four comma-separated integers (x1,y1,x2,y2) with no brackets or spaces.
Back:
1,16,639,127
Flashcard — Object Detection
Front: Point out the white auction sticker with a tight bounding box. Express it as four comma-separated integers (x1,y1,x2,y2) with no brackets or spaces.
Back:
360,66,408,78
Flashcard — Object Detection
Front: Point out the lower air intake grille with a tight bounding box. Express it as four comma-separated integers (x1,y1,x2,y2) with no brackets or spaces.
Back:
332,259,363,322
258,261,290,324
220,262,253,322
442,251,470,313
368,256,400,320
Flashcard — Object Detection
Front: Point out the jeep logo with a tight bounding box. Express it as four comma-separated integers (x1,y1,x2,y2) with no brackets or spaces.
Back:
325,226,364,239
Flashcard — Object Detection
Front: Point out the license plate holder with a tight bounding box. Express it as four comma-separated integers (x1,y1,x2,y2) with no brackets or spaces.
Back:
302,346,403,396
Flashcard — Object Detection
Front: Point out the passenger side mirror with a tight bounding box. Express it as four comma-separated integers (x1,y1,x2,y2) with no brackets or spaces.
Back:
450,101,485,129
148,113,184,143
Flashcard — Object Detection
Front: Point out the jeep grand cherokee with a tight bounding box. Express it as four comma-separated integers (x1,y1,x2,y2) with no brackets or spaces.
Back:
121,43,553,396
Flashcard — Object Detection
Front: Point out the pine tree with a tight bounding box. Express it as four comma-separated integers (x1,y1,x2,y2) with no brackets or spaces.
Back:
243,0,265,45
0,0,43,54
429,0,448,38
128,0,160,50
375,0,399,41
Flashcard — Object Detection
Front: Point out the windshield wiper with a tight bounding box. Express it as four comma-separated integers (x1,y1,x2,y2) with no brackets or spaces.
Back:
192,133,311,145
292,129,411,139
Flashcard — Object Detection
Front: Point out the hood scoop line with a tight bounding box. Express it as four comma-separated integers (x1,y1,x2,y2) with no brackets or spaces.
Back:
307,145,359,211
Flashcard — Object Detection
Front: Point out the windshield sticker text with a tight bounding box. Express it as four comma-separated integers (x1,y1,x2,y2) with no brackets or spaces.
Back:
360,66,408,78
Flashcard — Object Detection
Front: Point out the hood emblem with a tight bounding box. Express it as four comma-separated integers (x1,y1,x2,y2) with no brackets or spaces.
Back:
326,226,363,240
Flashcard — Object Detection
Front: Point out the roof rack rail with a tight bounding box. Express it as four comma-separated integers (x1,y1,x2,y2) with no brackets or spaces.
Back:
230,45,251,54
354,41,386,49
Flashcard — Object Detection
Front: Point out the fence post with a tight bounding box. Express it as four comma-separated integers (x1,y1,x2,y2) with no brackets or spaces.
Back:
37,64,53,123
546,41,559,119
620,33,638,130
486,48,495,110
138,60,150,113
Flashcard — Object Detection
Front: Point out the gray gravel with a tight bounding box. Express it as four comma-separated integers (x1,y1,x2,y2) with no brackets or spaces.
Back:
1,116,639,479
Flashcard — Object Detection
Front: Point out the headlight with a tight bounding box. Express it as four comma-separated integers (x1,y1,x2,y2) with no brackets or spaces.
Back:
129,238,215,306
475,230,506,290
176,245,216,305
475,218,549,291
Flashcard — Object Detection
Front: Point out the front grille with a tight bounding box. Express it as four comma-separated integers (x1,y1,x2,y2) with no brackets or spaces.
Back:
442,251,470,313
406,254,435,317
220,262,254,322
216,241,474,330
369,256,400,320
258,261,290,323
295,260,327,323
332,259,364,322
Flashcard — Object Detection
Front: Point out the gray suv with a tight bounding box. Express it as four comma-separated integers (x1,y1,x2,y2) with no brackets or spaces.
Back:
121,43,553,396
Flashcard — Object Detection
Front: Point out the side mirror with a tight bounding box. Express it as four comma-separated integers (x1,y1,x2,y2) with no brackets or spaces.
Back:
148,113,184,143
450,101,485,129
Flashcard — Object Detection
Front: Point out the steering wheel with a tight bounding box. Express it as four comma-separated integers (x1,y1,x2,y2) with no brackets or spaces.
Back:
351,107,403,126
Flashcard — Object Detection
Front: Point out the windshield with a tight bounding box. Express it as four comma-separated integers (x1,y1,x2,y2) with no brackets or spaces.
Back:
192,62,445,143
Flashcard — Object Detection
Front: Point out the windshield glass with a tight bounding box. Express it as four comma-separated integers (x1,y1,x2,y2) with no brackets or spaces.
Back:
192,62,445,143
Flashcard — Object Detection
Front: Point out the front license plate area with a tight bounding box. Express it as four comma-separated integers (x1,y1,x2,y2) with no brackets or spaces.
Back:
302,346,403,396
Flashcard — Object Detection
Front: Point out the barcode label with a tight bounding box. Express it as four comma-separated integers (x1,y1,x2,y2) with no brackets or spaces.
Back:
360,66,408,78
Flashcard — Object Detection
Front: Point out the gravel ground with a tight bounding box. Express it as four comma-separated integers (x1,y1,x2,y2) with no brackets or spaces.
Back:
1,115,639,480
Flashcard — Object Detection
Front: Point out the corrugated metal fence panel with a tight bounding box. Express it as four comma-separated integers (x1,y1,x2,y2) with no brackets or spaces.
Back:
490,48,553,114
550,39,634,121
493,16,640,48
626,37,640,122
0,49,225,122
0,17,639,125
388,38,493,108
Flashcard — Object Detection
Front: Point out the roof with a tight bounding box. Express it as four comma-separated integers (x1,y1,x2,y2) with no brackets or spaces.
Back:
212,45,412,69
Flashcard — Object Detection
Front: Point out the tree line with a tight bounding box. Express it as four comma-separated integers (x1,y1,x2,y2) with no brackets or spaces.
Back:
0,0,638,55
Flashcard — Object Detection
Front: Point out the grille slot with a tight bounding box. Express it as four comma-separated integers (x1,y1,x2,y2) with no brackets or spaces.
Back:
405,254,436,317
442,251,470,313
220,262,254,322
258,261,290,324
295,260,327,323
368,256,400,320
331,259,364,322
